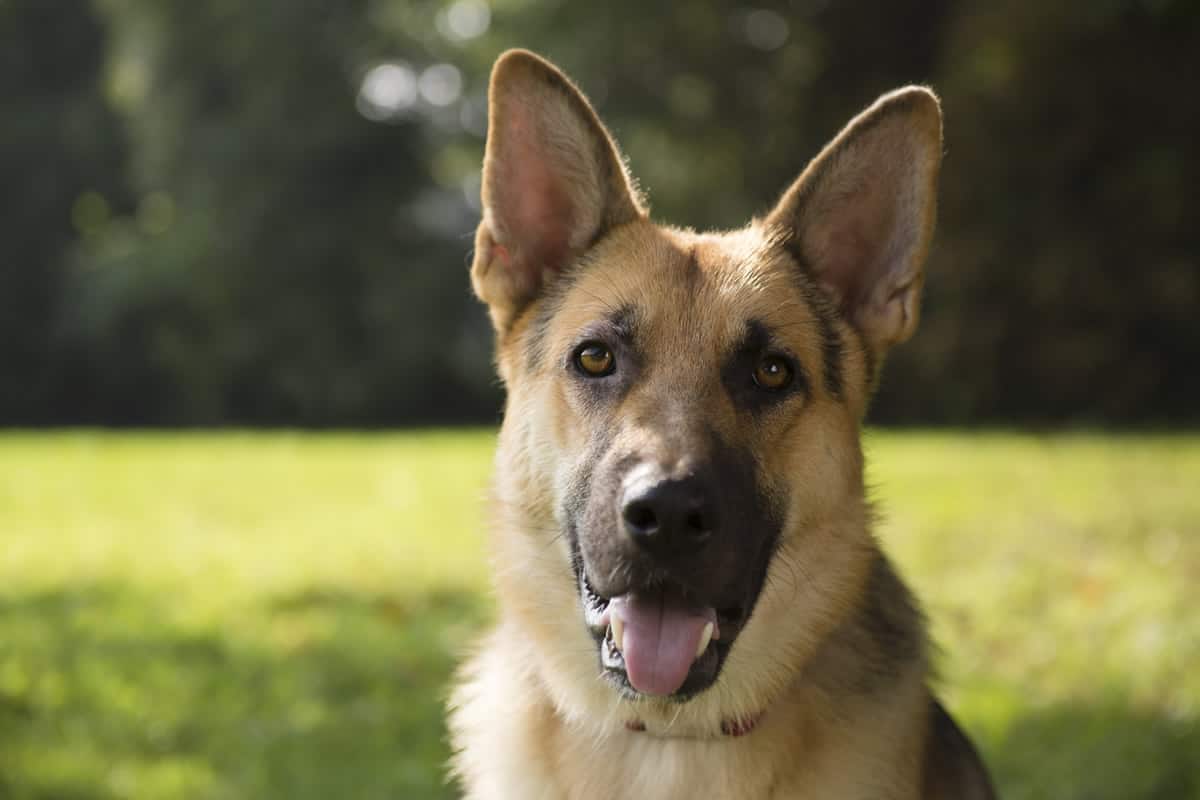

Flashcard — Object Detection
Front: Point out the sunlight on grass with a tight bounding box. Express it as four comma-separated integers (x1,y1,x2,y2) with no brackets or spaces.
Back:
866,432,1200,798
0,431,493,800
1,431,1198,799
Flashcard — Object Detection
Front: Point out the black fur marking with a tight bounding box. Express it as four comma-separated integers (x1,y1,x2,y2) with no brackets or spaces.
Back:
721,319,810,413
803,552,925,699
563,424,616,586
565,305,642,412
521,237,624,373
523,264,586,373
604,305,638,343
922,700,998,800
861,555,922,662
775,246,847,401
796,278,845,401
574,423,783,701
856,324,877,391
813,301,845,400
850,554,924,696
778,229,806,274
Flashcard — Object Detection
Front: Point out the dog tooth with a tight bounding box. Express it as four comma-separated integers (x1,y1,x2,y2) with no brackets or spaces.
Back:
611,616,625,653
696,622,714,659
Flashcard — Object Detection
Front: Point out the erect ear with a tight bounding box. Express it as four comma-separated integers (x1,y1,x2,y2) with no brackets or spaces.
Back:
471,49,644,332
766,87,943,358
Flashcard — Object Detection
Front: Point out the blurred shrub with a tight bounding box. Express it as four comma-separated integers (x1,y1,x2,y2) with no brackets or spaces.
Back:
0,1,131,423
894,0,1200,424
58,0,499,425
1,0,1196,425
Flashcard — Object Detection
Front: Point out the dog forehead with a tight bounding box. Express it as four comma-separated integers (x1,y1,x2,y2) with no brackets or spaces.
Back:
555,225,806,349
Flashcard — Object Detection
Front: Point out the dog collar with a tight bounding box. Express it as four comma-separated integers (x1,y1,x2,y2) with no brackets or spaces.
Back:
624,711,763,739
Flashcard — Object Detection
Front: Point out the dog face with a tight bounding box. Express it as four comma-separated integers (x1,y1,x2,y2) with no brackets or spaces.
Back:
471,50,941,726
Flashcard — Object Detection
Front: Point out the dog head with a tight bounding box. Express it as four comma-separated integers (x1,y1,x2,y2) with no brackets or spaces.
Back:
471,50,941,730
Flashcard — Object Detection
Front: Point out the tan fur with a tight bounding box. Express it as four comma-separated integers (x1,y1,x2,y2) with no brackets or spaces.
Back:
449,50,993,799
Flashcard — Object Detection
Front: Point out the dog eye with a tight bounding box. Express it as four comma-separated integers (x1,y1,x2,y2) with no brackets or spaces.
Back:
753,354,792,391
574,342,615,377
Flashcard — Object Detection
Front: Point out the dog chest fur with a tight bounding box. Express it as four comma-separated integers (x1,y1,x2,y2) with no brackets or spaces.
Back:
449,621,932,799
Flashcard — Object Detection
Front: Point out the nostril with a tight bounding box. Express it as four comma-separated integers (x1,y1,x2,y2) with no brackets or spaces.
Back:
620,475,716,555
624,501,659,534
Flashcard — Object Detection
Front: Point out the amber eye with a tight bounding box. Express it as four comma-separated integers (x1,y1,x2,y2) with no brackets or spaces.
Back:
575,342,615,377
753,354,793,391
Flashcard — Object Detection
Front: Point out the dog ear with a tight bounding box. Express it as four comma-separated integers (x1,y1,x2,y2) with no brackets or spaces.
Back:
766,87,942,356
472,49,644,332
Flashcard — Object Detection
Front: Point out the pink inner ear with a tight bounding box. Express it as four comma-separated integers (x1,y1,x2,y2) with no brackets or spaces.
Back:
493,103,575,277
817,201,895,313
492,243,511,267
821,229,869,311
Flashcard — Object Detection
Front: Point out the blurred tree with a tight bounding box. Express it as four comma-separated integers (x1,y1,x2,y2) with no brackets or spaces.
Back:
1,0,1195,425
67,0,497,424
898,0,1200,424
0,0,131,423
467,0,1198,425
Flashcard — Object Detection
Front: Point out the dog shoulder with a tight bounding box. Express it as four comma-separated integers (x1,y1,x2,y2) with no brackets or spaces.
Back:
921,699,997,800
804,551,928,699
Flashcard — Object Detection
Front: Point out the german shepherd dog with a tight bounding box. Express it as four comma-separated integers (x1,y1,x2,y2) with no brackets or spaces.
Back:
450,49,995,799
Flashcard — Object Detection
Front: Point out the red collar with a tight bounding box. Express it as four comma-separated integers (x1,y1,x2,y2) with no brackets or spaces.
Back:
624,711,763,739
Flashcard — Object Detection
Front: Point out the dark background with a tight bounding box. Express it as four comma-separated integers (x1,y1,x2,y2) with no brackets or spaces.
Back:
3,0,1197,428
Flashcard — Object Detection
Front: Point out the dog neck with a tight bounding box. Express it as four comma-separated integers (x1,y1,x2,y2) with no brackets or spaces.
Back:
622,710,764,740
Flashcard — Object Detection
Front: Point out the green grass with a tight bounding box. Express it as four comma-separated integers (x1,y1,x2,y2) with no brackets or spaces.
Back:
0,431,1197,799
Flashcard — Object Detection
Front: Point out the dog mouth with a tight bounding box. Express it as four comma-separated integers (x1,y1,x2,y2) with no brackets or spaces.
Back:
580,571,746,699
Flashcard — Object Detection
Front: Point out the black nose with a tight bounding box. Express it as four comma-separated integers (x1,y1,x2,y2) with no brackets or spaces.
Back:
620,474,715,559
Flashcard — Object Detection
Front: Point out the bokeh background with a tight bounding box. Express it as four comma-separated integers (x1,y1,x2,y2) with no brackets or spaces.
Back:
1,0,1198,798
5,0,1199,428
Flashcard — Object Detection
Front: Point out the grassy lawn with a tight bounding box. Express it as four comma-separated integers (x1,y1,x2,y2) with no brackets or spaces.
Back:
0,431,1197,799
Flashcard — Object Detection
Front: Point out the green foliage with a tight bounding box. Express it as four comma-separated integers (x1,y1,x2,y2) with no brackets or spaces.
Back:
0,0,1197,424
902,0,1200,424
1,432,1198,798
0,1,131,423
61,0,498,424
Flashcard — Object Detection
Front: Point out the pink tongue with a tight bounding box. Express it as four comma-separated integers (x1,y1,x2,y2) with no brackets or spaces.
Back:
610,592,716,696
